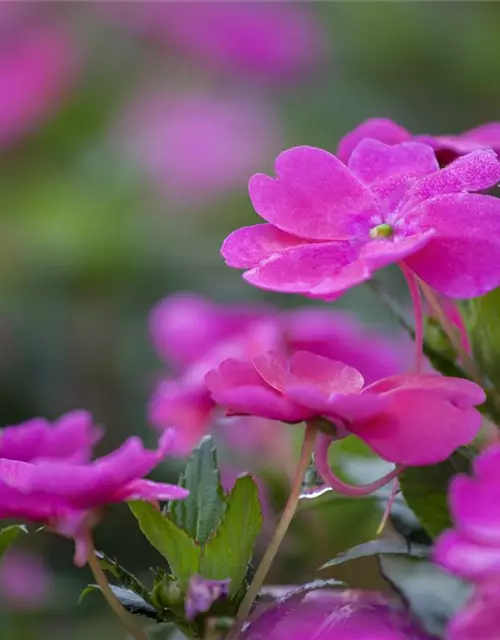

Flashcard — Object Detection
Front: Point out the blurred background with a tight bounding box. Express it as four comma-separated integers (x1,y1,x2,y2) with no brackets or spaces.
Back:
1,1,500,638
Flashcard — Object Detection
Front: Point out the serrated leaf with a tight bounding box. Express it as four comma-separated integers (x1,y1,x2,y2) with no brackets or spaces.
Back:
320,539,429,570
95,551,151,603
399,448,473,538
170,436,226,545
0,525,27,558
80,584,160,620
200,475,262,595
130,501,200,588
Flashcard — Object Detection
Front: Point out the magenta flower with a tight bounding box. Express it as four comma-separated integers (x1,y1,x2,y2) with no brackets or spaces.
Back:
185,575,230,621
117,90,281,205
0,410,101,462
96,2,324,82
222,141,500,300
285,308,410,385
206,351,484,470
0,549,53,611
148,294,410,455
434,445,500,640
0,412,188,565
243,589,434,640
337,117,500,165
0,22,76,147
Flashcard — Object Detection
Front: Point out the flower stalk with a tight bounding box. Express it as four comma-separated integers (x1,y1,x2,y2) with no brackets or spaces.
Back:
86,535,148,640
228,422,318,639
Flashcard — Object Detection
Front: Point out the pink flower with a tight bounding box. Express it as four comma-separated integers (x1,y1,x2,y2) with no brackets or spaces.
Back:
0,410,101,462
0,22,76,147
243,589,433,640
149,293,271,368
148,295,408,455
206,351,484,467
337,117,500,165
285,308,410,385
222,141,500,300
434,445,500,640
185,575,229,621
117,90,281,205
0,549,52,611
0,412,188,566
96,2,324,82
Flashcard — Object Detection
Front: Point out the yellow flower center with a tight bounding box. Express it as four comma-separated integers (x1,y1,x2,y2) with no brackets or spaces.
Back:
369,223,393,239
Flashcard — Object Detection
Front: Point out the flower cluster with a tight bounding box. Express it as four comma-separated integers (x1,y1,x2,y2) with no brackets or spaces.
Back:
434,445,500,639
0,411,187,565
148,293,409,456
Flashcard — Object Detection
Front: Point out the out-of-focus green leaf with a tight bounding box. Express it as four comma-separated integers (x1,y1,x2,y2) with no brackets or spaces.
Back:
462,289,500,387
0,524,27,559
170,436,226,545
129,501,200,588
379,555,471,636
399,448,473,538
200,475,262,595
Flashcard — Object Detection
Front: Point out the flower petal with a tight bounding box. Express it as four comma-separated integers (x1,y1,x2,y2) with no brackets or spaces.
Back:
449,475,500,546
404,150,500,208
349,388,482,465
117,479,189,502
243,242,371,298
249,146,378,241
221,223,308,268
348,139,438,188
360,232,434,271
404,194,500,297
337,118,411,163
434,530,500,582
364,373,486,406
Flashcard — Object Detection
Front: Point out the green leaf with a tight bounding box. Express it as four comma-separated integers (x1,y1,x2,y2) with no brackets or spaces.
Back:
319,539,429,570
170,436,226,545
95,550,151,603
200,475,262,595
379,555,471,636
130,501,200,588
399,448,473,538
80,584,160,620
0,525,27,558
461,289,500,387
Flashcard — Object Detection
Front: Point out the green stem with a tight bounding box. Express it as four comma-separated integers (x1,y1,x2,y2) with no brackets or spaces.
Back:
418,280,482,383
228,423,317,639
86,535,148,640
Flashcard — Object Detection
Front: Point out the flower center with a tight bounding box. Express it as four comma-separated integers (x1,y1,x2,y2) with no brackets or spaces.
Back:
369,223,393,239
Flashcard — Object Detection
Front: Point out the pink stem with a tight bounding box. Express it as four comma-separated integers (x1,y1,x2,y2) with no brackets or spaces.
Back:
399,263,424,373
314,433,403,497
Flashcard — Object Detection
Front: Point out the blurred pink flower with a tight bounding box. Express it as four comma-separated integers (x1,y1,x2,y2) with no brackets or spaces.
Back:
243,589,433,640
96,1,324,82
434,445,500,639
148,294,407,455
338,117,500,165
185,575,229,621
0,410,101,463
0,22,76,146
119,90,281,205
222,142,500,299
206,351,484,467
0,412,188,565
0,549,52,611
